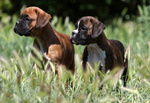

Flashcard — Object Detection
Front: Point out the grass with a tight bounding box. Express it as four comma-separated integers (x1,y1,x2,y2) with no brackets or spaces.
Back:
0,5,150,103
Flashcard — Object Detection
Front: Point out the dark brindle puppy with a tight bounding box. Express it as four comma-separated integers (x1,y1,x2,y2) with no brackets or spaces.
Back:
70,16,128,86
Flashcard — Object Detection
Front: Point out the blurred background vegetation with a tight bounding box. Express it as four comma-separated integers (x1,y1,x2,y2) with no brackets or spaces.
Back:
0,0,150,23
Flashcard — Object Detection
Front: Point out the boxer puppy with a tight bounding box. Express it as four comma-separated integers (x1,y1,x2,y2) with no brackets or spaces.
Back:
70,16,128,86
14,7,75,79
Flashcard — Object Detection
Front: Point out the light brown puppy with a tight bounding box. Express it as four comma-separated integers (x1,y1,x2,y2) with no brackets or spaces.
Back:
14,7,75,79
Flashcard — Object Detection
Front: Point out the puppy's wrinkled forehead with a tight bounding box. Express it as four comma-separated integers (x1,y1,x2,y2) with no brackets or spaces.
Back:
21,7,39,19
78,16,98,27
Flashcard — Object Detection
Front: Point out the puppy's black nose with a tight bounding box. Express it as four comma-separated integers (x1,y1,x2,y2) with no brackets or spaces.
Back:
14,21,19,33
14,27,17,33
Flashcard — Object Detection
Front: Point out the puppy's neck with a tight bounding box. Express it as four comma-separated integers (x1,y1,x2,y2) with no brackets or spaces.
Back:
34,23,60,47
95,32,109,50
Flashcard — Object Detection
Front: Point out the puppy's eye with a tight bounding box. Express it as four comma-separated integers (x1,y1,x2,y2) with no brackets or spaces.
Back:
25,17,32,21
81,27,87,31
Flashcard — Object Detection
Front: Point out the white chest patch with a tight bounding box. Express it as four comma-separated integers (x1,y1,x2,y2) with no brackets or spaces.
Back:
37,39,51,61
87,44,106,69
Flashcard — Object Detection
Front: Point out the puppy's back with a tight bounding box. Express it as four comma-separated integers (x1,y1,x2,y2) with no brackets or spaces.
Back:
109,39,125,56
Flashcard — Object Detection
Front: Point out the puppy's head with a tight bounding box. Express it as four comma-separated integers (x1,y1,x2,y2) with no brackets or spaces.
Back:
70,16,105,45
14,7,51,36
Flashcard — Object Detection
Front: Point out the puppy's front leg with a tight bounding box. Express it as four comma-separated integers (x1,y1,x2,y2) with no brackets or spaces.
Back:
82,47,88,71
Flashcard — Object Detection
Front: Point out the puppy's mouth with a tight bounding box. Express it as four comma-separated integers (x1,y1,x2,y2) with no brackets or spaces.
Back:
70,39,87,45
72,40,77,44
70,39,77,45
14,29,32,37
19,33,30,36
19,31,31,36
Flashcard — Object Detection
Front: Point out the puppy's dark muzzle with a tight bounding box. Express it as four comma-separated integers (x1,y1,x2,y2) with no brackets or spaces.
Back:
14,26,23,36
14,26,18,33
14,27,17,33
70,32,75,43
70,38,73,44
70,36,75,44
14,21,32,36
14,21,21,34
70,36,78,45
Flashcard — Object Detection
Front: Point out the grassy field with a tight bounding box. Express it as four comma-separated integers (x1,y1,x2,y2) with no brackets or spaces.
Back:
0,5,150,103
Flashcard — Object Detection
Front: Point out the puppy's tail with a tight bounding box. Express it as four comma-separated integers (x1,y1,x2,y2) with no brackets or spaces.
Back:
122,45,131,86
124,45,130,63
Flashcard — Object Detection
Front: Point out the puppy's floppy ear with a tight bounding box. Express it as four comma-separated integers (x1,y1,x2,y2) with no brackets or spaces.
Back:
35,9,51,28
91,20,105,38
